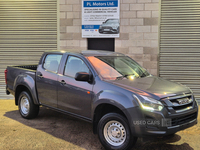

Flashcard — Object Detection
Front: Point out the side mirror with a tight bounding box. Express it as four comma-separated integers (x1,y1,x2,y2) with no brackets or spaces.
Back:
75,72,90,82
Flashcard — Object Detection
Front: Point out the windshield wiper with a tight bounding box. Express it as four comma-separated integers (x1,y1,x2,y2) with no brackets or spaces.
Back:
116,75,125,80
116,74,135,80
140,70,149,78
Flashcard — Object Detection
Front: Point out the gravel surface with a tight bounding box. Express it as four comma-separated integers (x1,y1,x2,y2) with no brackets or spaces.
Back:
0,100,199,150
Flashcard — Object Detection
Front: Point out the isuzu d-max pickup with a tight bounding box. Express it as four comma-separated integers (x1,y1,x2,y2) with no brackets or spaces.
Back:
5,50,198,150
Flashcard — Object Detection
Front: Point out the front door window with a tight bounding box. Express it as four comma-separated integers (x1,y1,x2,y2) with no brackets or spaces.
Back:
64,56,89,78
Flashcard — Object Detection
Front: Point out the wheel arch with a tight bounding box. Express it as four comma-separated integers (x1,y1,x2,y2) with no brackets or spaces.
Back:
15,84,39,106
14,74,39,105
92,103,128,134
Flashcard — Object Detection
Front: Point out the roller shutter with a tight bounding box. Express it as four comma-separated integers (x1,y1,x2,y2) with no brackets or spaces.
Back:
0,0,57,99
160,0,200,102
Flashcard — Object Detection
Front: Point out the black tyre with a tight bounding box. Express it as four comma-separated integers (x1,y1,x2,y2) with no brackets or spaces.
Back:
18,91,39,119
97,113,137,150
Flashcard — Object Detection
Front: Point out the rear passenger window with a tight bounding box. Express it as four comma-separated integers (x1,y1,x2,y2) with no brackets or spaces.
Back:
64,56,89,78
43,54,62,73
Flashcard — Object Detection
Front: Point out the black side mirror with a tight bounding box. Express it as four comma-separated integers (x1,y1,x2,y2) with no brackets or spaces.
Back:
75,72,90,82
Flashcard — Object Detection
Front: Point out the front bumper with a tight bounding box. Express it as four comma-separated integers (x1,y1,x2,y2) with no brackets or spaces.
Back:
126,103,198,137
99,28,119,34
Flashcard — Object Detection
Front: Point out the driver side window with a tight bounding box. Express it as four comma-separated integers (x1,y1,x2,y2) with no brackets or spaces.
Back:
64,56,89,78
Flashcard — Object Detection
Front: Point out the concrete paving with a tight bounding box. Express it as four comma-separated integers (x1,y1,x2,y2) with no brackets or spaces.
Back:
0,100,199,150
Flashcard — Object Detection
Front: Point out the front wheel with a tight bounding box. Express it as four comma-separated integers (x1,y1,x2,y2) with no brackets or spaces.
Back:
97,113,137,150
18,91,39,119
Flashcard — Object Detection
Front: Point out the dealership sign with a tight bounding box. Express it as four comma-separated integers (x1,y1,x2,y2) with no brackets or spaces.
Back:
82,0,120,38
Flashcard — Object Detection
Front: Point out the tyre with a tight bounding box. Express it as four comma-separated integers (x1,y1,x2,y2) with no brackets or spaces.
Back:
97,113,137,150
18,91,39,119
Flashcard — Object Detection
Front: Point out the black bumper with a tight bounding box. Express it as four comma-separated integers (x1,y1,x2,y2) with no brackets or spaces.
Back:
125,105,198,137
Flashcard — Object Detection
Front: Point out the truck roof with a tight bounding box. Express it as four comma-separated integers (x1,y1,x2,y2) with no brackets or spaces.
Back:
44,50,125,57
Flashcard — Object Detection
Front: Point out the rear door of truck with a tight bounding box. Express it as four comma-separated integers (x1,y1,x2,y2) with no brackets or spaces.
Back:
36,53,63,107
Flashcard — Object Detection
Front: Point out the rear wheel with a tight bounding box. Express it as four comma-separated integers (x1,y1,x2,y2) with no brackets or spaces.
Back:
18,91,39,119
97,113,137,150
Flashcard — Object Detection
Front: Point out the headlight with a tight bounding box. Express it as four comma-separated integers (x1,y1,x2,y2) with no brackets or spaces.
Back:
133,95,164,112
113,26,118,29
99,25,102,29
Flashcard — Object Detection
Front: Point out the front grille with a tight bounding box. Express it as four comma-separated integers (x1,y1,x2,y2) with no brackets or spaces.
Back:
171,112,197,126
170,95,192,106
103,26,112,29
162,94,194,113
172,103,193,112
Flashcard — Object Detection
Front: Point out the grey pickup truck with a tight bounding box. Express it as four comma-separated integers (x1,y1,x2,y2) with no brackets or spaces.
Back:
5,50,198,150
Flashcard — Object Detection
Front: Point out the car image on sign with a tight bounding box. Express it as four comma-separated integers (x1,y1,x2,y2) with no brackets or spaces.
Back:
99,19,119,34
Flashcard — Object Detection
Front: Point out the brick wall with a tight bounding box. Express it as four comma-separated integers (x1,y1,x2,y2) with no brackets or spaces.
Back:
60,0,86,51
59,0,159,75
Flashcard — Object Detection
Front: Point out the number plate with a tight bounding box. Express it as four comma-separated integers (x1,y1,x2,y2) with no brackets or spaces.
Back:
177,98,191,104
104,29,110,31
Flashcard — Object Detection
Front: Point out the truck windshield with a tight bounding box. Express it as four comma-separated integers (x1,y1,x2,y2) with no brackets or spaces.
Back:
87,56,150,80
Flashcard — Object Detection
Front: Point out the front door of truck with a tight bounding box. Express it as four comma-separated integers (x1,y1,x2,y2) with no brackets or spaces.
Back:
36,54,62,108
57,55,93,119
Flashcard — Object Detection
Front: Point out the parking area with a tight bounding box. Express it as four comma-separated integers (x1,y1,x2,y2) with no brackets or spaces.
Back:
0,100,199,150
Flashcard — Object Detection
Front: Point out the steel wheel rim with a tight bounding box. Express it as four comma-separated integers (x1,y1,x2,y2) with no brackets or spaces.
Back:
103,120,126,146
20,96,30,115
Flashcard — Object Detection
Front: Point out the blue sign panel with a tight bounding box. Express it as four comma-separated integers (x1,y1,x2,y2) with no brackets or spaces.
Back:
82,25,100,29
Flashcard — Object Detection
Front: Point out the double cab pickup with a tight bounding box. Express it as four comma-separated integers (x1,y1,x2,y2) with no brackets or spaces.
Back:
5,50,198,150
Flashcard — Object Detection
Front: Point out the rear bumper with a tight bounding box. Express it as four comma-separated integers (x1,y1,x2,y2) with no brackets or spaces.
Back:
6,86,14,95
6,89,10,95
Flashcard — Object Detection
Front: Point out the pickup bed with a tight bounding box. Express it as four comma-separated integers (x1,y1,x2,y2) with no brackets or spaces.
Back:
5,50,198,150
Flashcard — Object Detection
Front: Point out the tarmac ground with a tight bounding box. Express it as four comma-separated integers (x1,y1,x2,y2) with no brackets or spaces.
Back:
0,100,199,150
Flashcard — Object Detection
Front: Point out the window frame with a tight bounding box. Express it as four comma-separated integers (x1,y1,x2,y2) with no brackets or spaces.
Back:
63,55,91,78
42,54,63,73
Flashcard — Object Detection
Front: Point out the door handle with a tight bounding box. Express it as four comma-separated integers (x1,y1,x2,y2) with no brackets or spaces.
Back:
37,74,43,78
59,80,66,85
